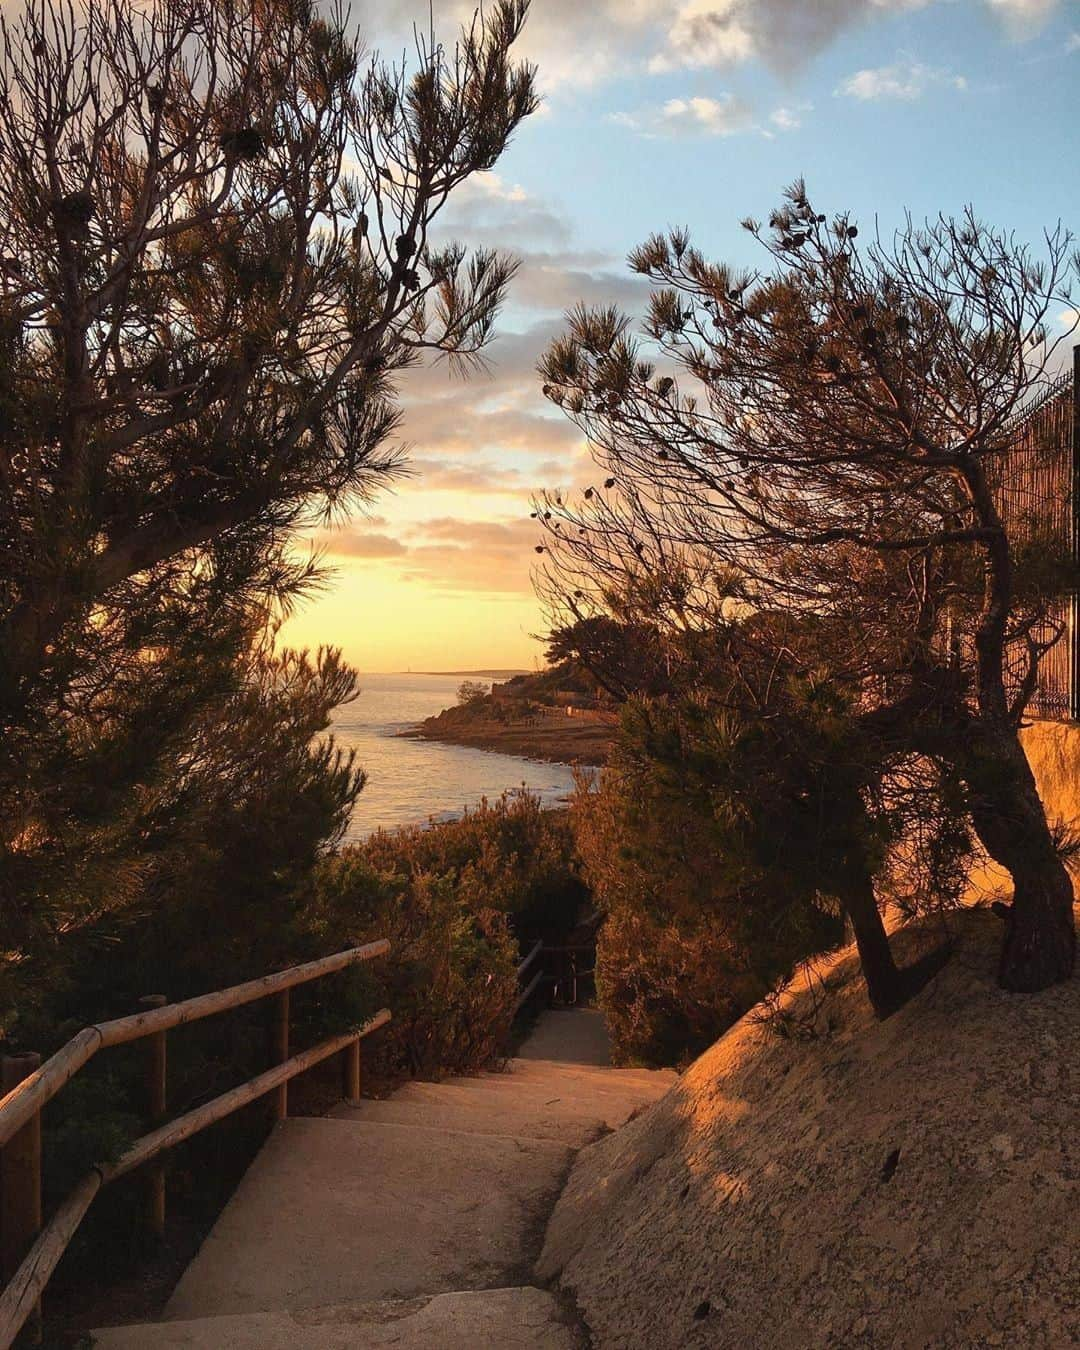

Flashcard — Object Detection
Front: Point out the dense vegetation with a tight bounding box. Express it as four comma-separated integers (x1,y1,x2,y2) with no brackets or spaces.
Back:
0,0,536,1033
581,692,842,1062
306,794,587,1077
12,779,584,1144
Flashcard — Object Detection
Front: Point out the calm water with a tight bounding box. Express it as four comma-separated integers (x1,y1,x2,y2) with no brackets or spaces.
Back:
330,672,578,841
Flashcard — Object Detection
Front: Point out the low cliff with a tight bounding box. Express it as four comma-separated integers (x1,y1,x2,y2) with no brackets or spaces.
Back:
402,700,613,765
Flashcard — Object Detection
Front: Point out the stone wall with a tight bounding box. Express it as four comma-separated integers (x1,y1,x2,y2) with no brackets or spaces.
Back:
1022,719,1080,829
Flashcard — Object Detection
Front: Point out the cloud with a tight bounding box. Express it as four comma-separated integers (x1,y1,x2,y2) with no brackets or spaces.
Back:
399,521,537,594
357,182,650,606
1067,31,1080,51
648,2,757,72
648,0,933,76
510,252,651,313
432,172,572,252
612,93,810,140
407,459,531,495
769,103,812,131
399,400,578,460
315,529,408,559
649,0,1062,75
358,0,655,92
314,513,541,594
837,58,968,99
428,176,648,314
362,0,1065,94
612,94,756,138
985,0,1061,31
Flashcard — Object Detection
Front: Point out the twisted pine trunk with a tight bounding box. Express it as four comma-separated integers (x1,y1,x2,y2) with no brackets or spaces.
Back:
964,727,1076,991
840,870,905,1019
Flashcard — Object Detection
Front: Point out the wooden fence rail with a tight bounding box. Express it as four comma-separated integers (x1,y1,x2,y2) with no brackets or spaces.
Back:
512,912,605,1015
0,941,391,1349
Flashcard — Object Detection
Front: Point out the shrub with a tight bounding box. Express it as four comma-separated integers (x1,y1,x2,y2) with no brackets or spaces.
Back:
572,706,844,1067
304,792,588,1076
303,853,519,1078
360,791,588,938
457,679,490,705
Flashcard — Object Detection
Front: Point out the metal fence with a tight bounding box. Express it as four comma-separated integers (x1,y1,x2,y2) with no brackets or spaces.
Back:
993,353,1078,720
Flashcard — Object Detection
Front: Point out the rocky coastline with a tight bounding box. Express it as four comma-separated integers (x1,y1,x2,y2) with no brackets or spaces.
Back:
399,701,613,766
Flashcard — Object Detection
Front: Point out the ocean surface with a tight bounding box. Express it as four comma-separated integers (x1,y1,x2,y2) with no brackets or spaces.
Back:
330,672,578,841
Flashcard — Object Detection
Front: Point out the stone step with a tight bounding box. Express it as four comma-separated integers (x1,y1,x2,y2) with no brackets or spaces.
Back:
162,1118,572,1320
93,1286,583,1348
514,1008,613,1065
328,1096,605,1148
387,1072,670,1119
414,1062,673,1098
503,1058,678,1092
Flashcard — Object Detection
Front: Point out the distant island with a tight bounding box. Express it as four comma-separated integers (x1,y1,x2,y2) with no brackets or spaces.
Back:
399,665,615,765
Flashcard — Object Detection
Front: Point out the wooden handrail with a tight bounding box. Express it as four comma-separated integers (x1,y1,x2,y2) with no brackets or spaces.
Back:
0,940,390,1149
0,1175,101,1350
513,969,545,1014
515,939,543,980
0,1010,391,1348
0,942,391,1349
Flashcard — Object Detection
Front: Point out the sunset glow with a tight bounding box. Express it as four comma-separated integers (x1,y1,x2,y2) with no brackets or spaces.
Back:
280,0,1080,669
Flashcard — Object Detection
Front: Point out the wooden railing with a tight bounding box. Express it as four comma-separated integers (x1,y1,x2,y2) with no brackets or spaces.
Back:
514,939,546,1013
513,911,604,1014
0,940,391,1348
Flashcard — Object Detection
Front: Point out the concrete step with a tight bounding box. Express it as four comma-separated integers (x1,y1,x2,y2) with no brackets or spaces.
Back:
382,1075,657,1107
515,1008,613,1065
363,1085,643,1127
418,1058,669,1090
329,1096,606,1148
93,1286,583,1348
385,1080,649,1126
386,1072,671,1122
502,1058,678,1092
161,1118,572,1320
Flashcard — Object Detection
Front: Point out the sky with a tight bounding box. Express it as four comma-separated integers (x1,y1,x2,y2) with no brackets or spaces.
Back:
279,0,1080,673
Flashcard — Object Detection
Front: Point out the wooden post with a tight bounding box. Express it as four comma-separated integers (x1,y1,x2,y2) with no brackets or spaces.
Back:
1,1053,42,1343
342,1037,361,1105
138,996,168,1239
271,989,289,1121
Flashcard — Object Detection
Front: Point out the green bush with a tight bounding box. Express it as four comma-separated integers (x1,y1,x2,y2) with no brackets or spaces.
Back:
573,703,844,1068
304,855,517,1078
360,792,588,938
305,793,586,1077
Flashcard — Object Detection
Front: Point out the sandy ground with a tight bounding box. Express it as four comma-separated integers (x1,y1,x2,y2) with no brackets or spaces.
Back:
538,906,1080,1350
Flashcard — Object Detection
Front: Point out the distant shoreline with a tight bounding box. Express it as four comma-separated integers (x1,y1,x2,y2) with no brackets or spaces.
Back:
408,669,531,678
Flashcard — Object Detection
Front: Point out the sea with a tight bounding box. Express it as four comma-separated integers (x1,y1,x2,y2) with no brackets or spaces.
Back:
330,672,578,842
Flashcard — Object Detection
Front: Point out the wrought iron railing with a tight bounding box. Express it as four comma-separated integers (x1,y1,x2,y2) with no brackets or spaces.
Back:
993,355,1078,720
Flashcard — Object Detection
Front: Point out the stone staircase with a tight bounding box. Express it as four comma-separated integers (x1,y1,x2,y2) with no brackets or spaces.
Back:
92,1009,676,1348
